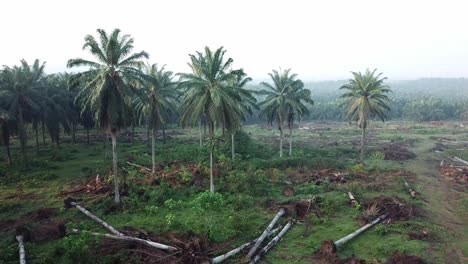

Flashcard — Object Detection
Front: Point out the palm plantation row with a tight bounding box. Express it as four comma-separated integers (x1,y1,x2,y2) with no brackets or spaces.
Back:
0,29,391,204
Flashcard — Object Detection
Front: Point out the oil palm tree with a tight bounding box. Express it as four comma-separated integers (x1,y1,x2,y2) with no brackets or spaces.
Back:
0,59,45,166
258,69,304,157
228,70,256,161
179,46,244,193
285,82,313,156
134,63,179,173
340,69,391,161
68,28,149,204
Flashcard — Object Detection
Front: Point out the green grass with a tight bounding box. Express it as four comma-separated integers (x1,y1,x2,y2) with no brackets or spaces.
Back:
1,122,466,263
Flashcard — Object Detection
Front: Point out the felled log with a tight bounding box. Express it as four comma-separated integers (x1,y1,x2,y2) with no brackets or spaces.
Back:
453,157,468,166
64,198,123,236
250,221,293,264
16,235,26,264
348,192,359,207
212,227,281,263
334,214,387,248
246,208,285,259
126,161,151,172
404,181,417,198
70,229,177,252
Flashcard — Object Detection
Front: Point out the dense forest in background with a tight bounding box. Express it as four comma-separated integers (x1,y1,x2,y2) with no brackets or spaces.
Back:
246,78,468,123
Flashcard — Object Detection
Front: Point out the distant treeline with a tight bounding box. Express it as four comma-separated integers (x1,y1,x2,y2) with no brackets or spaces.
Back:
245,78,468,123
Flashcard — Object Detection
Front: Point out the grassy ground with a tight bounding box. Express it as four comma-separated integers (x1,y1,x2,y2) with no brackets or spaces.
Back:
0,122,466,263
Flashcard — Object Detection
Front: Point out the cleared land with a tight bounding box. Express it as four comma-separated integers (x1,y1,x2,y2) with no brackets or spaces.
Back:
0,122,467,263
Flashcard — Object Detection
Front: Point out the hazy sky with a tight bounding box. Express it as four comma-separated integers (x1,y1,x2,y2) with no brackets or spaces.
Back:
1,0,467,81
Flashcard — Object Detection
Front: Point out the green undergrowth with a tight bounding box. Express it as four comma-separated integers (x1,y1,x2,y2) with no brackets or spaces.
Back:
1,124,462,263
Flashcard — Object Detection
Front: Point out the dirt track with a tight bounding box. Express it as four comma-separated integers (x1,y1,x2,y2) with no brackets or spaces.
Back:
402,138,467,263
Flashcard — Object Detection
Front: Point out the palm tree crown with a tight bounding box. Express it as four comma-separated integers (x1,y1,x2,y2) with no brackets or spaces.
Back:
68,28,149,135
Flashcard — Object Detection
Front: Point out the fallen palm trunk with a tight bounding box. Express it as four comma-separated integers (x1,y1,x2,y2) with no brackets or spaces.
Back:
347,192,359,207
70,229,177,252
212,227,281,263
16,235,26,264
453,157,468,166
126,161,151,172
404,181,416,198
65,199,123,236
334,214,387,247
246,208,285,259
250,221,293,264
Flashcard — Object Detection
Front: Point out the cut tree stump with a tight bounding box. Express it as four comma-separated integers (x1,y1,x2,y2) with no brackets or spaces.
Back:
246,208,285,259
16,235,26,264
70,229,177,252
347,192,359,207
212,226,281,263
334,214,387,248
250,221,293,264
65,198,123,236
404,180,417,198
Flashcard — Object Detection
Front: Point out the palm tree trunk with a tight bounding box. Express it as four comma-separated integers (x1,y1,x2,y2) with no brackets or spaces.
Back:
86,127,90,145
35,126,39,154
41,120,46,146
152,128,156,173
104,133,109,159
209,120,215,193
18,107,27,166
111,133,120,204
199,119,203,147
288,126,292,157
5,143,11,165
72,121,76,144
231,133,235,161
131,122,135,144
210,147,214,193
146,122,150,150
360,127,366,161
279,128,283,157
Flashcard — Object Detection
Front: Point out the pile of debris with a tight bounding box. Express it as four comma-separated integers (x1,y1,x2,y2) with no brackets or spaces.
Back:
439,158,468,185
381,143,416,160
59,175,111,197
126,160,206,187
286,168,348,185
361,196,416,224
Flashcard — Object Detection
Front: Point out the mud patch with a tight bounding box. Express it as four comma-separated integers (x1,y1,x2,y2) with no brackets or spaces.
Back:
382,143,416,160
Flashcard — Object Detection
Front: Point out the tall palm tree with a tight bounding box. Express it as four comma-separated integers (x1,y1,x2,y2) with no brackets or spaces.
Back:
179,46,244,193
228,70,256,161
258,69,304,157
340,69,391,161
134,63,179,173
285,82,313,156
68,28,149,204
0,59,45,166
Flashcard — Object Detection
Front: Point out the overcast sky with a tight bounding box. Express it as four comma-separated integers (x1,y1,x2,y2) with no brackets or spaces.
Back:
1,0,467,81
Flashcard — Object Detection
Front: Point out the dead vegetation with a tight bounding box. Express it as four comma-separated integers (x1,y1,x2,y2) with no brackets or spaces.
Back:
439,159,468,185
361,196,416,224
285,168,348,185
